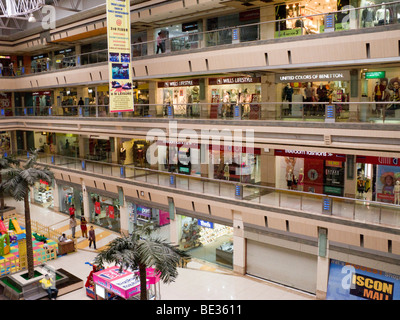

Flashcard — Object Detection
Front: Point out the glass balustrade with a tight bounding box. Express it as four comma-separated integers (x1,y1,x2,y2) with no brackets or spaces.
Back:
13,150,400,229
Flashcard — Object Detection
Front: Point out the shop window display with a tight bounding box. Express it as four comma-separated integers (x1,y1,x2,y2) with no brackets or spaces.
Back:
59,185,83,218
361,68,400,120
160,81,200,118
0,132,10,154
209,77,261,119
33,180,54,209
277,79,349,118
178,216,233,268
89,194,120,232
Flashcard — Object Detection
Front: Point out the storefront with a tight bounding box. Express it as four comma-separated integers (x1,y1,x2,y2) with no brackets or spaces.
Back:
360,67,400,120
84,137,112,162
31,53,50,73
154,20,201,54
326,259,400,300
209,76,261,119
177,215,233,268
211,145,261,183
127,202,170,236
89,191,120,232
155,140,201,176
133,82,149,116
275,70,350,117
206,9,260,46
54,48,75,69
0,93,12,116
158,79,201,117
275,0,353,38
32,91,53,115
58,182,83,218
356,155,400,203
55,133,79,157
33,179,54,209
0,132,10,154
275,149,346,196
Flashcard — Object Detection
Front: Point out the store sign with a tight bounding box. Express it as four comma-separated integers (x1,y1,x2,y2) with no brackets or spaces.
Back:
137,206,151,218
209,77,261,85
356,156,400,167
158,79,200,88
107,0,134,113
198,219,214,229
274,149,346,161
326,260,400,300
365,71,386,79
275,71,350,83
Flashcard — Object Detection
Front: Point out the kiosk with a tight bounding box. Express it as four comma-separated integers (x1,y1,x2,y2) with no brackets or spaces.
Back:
91,265,161,300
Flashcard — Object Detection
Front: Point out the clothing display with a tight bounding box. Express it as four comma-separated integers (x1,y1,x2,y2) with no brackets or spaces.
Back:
282,85,294,102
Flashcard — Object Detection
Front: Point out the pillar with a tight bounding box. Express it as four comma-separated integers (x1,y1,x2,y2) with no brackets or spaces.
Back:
344,155,357,198
259,148,276,187
81,179,90,221
52,180,60,212
148,80,158,117
119,188,128,236
75,44,81,66
168,198,178,245
259,6,275,41
146,28,155,56
316,227,329,300
261,74,277,120
349,69,361,121
233,210,245,275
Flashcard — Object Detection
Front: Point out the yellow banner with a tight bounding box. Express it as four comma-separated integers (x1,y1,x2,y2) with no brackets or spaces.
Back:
107,0,134,112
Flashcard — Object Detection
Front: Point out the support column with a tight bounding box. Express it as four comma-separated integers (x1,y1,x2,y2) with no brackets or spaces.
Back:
349,69,361,121
118,187,128,236
168,198,178,245
233,210,245,275
52,180,60,212
81,179,90,222
316,227,330,300
148,80,158,117
344,154,357,198
261,74,277,120
259,6,275,41
260,148,275,187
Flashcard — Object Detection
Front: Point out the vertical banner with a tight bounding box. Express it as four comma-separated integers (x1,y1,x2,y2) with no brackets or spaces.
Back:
107,0,134,112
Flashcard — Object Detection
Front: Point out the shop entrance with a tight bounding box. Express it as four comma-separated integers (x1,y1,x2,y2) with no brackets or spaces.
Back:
178,215,233,269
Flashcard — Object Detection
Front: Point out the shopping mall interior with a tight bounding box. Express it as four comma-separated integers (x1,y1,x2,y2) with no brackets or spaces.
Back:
0,0,398,303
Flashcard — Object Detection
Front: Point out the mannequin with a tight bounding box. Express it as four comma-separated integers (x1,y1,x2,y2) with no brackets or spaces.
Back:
286,8,296,29
222,90,230,118
395,180,400,205
361,1,375,28
243,88,251,117
282,83,293,115
224,163,230,181
286,169,293,190
375,3,390,25
298,168,304,191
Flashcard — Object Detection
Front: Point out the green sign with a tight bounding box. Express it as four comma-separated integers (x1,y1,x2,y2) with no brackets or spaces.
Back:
365,71,386,79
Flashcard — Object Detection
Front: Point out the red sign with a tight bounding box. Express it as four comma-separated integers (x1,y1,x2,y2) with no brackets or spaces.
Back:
108,206,115,219
356,156,400,167
95,202,101,215
40,179,49,185
274,149,346,162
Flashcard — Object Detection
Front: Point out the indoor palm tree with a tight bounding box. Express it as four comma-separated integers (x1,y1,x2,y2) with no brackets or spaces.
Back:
94,223,190,300
1,150,54,279
0,154,20,211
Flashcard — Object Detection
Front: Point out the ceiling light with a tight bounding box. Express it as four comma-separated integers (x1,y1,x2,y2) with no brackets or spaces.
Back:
28,13,36,23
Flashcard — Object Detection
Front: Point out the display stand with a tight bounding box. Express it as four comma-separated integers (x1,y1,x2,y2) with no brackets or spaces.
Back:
58,239,75,255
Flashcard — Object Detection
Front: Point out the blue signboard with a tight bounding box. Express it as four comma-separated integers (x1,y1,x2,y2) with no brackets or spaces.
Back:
197,219,214,229
326,259,400,300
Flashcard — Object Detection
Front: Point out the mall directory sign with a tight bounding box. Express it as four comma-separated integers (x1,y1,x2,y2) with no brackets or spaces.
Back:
107,0,134,112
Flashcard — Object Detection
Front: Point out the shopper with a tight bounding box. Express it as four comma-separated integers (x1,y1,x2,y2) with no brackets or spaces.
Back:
80,216,88,238
88,226,96,249
69,215,77,238
69,204,75,217
40,274,58,300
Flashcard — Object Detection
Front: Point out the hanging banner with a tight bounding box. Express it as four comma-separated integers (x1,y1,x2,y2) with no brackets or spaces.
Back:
106,0,134,112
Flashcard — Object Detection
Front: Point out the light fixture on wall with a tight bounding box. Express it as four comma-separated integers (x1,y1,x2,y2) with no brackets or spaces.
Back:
28,13,36,23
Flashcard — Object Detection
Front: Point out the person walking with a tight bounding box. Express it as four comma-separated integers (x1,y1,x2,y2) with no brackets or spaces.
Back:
88,225,96,250
69,204,75,217
80,216,88,238
69,215,77,238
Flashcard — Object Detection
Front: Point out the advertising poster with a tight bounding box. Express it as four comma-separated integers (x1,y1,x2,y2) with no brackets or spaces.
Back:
106,0,134,112
376,165,400,203
326,259,400,300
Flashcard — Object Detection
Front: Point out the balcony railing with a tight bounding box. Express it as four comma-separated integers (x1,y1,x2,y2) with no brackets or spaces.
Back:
15,150,400,230
132,1,400,57
9,102,400,123
0,2,398,77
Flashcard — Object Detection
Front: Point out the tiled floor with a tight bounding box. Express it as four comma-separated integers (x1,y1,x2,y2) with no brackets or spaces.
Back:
5,197,313,301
